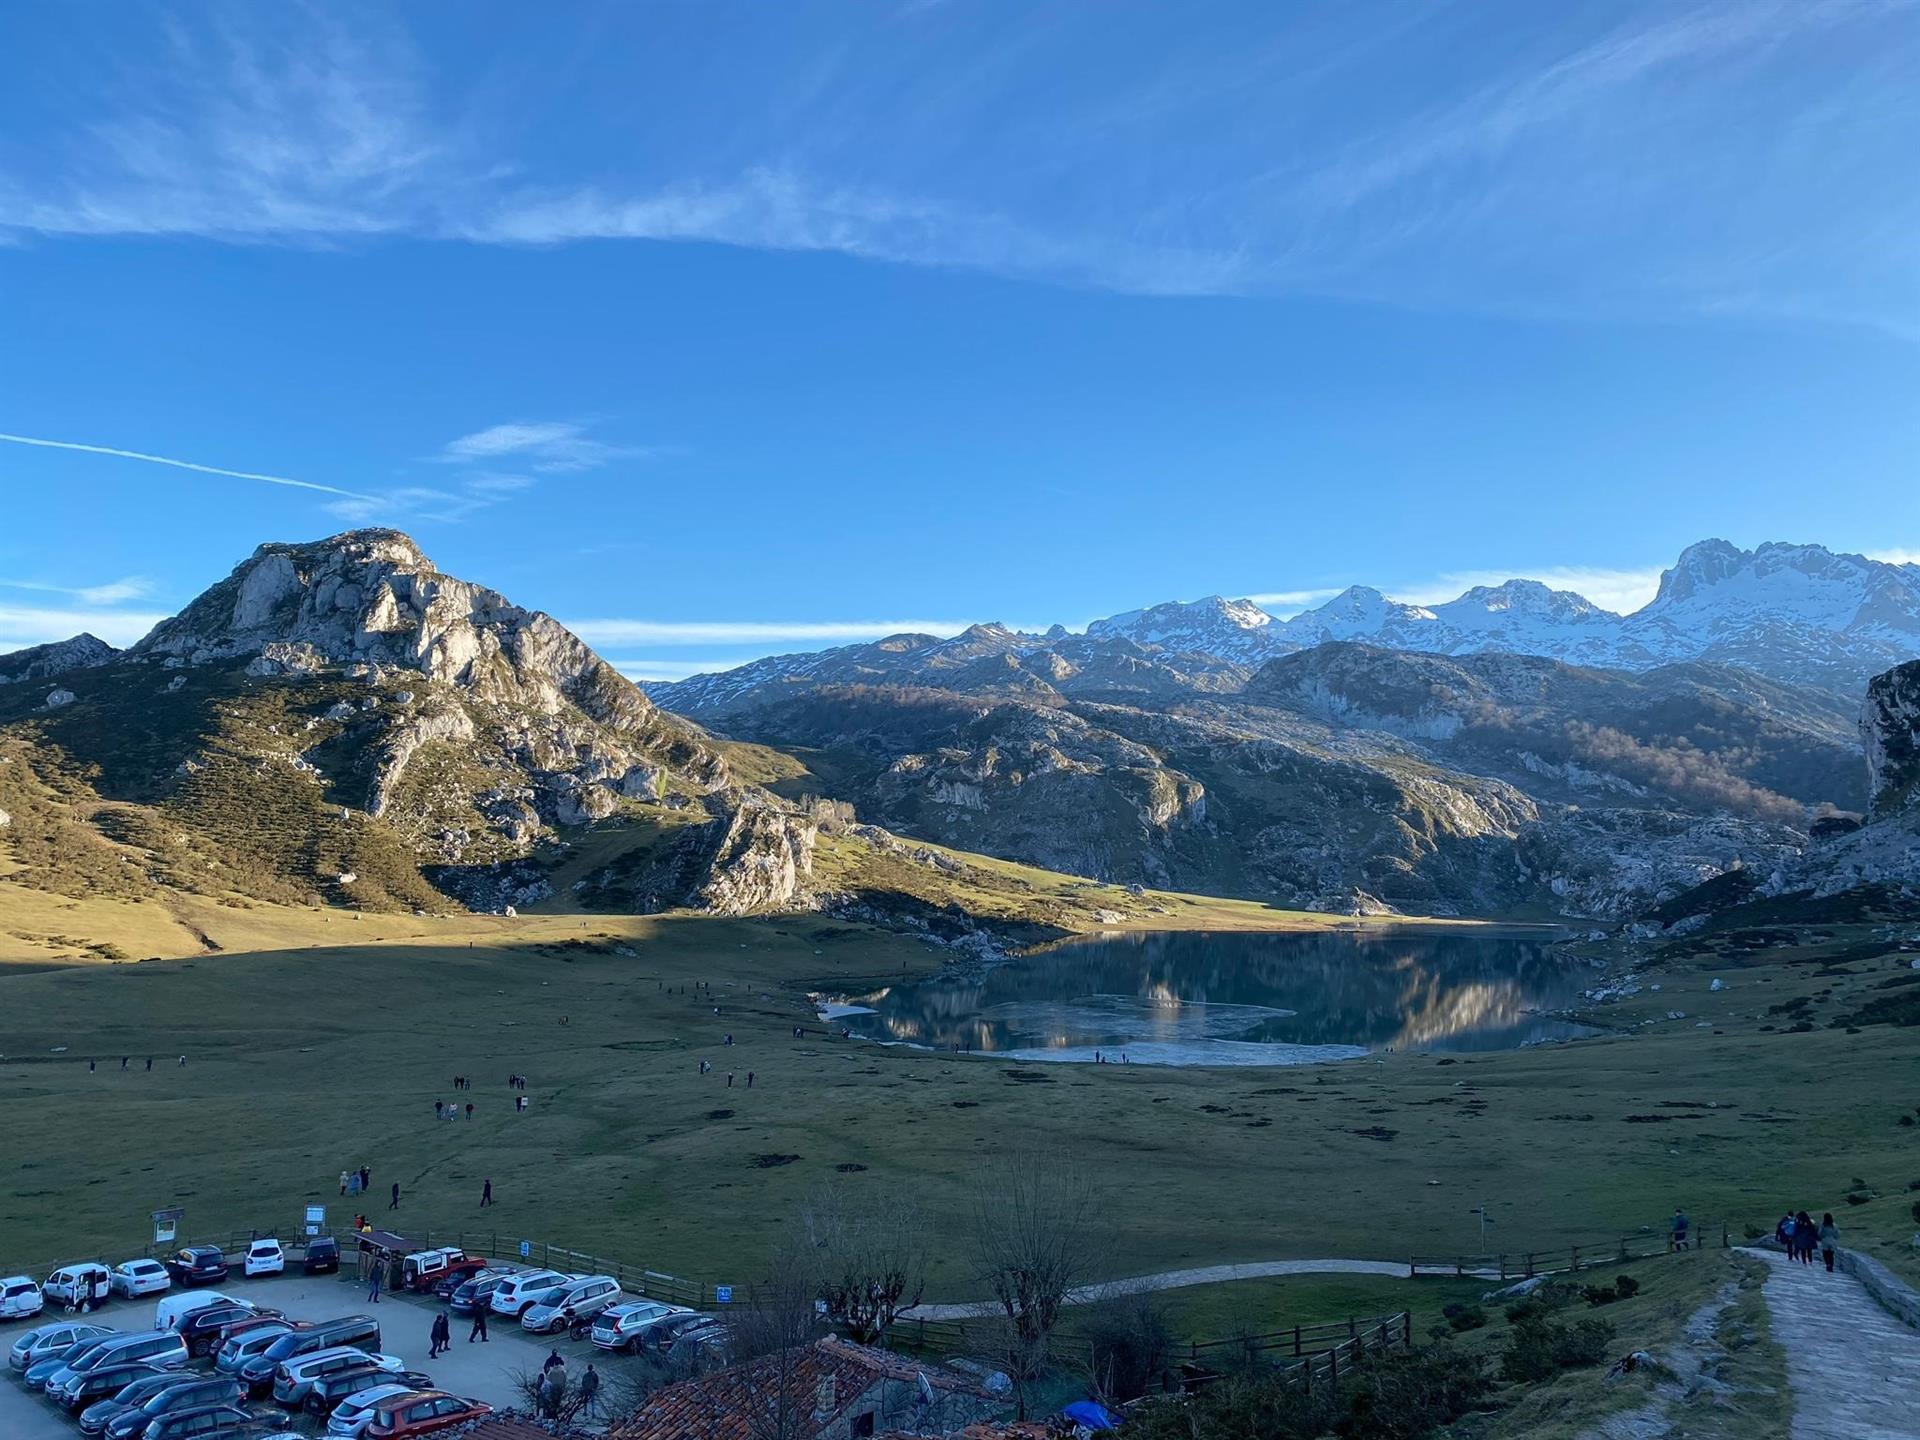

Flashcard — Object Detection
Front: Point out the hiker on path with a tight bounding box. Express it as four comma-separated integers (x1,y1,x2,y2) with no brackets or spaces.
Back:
1670,1208,1690,1251
1818,1213,1840,1272
1795,1210,1817,1264
469,1304,489,1342
481,1178,492,1207
1775,1213,1795,1250
390,1181,401,1210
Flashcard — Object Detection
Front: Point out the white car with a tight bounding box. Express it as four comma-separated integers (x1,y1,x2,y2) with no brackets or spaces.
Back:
108,1259,172,1298
325,1382,416,1437
1,1275,44,1320
489,1269,569,1317
242,1238,285,1277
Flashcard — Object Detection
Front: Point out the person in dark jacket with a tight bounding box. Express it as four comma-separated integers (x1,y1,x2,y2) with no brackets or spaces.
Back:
1794,1211,1817,1264
390,1181,401,1210
481,1178,492,1207
429,1312,451,1358
469,1305,489,1342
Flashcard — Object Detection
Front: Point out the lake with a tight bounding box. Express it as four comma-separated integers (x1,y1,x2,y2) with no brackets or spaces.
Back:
821,928,1597,1066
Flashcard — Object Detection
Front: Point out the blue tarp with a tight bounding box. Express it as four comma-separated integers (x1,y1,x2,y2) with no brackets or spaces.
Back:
1061,1400,1120,1430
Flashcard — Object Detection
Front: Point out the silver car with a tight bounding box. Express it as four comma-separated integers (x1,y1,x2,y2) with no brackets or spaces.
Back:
9,1321,111,1373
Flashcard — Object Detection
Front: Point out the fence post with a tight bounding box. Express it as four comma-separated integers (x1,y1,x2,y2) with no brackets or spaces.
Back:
1569,1245,1580,1273
1328,1347,1338,1388
1292,1325,1301,1358
1347,1317,1356,1341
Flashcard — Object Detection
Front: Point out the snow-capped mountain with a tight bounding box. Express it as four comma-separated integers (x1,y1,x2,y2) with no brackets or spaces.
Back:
645,539,1919,713
1085,595,1276,664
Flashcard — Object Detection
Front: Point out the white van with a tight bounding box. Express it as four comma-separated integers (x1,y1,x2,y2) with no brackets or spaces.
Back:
488,1269,569,1317
1,1276,44,1320
44,1263,111,1309
153,1289,237,1332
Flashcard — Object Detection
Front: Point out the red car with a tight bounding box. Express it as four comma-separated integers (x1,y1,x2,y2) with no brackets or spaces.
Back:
363,1391,492,1436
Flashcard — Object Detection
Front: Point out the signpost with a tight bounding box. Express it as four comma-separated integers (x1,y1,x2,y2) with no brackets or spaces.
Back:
520,1241,532,1259
715,1285,733,1305
304,1205,326,1238
151,1208,182,1245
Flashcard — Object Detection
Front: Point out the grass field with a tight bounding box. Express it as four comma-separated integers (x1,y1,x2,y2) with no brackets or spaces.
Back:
4,871,1918,1330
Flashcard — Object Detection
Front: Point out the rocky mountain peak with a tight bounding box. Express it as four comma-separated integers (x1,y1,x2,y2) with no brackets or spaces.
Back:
1864,660,1920,819
0,632,120,685
134,527,654,732
1443,579,1608,622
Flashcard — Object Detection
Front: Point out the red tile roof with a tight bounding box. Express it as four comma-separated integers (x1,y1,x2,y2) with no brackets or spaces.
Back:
609,1337,993,1440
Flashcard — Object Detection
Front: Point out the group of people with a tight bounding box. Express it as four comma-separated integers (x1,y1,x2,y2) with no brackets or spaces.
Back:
340,1164,375,1196
540,1349,601,1419
1776,1210,1841,1271
87,1055,182,1071
433,1098,476,1120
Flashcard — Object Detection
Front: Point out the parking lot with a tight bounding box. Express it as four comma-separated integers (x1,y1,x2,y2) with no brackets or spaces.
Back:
0,1265,570,1438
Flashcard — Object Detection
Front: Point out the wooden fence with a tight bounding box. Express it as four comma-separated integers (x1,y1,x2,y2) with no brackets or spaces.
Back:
1408,1219,1727,1280
1181,1312,1413,1392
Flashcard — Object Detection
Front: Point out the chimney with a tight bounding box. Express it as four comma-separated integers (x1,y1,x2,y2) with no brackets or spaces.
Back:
814,1374,837,1418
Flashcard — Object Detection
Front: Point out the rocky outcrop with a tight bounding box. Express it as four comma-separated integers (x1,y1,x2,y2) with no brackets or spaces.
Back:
693,795,819,915
1864,660,1920,819
0,633,118,685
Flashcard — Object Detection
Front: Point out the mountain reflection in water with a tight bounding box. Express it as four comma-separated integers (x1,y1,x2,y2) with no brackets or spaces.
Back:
824,929,1594,1066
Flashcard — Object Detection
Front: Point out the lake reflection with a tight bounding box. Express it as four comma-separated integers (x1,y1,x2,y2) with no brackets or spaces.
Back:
823,929,1594,1066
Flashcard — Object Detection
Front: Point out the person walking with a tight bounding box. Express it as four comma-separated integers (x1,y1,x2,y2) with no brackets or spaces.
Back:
580,1363,601,1419
88,1058,96,1073
339,1170,350,1196
430,1312,451,1358
1818,1213,1840,1272
468,1304,489,1342
747,1071,755,1088
120,1056,128,1071
481,1178,492,1207
389,1181,401,1210
1797,1211,1818,1264
359,1164,371,1192
465,1101,474,1120
367,1266,383,1303
145,1056,152,1071
1670,1208,1690,1252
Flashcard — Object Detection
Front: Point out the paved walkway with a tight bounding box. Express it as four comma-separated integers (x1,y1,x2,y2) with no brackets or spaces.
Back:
1741,1248,1920,1440
904,1257,1409,1320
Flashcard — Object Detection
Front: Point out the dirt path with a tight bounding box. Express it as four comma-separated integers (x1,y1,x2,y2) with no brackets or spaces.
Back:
1741,1248,1920,1440
903,1257,1411,1320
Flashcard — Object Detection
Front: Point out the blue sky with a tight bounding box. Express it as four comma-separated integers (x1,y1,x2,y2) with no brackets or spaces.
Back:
1,1,1915,680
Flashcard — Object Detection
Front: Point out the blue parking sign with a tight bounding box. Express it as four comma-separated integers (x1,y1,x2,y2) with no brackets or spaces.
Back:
715,1285,733,1304
520,1241,531,1258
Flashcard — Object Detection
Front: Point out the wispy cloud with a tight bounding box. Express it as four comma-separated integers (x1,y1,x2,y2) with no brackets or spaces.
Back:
435,420,646,474
567,617,978,646
1868,547,1920,566
1,3,1906,329
0,574,155,606
1391,565,1666,614
1243,587,1341,613
0,603,169,652
611,657,755,683
0,431,374,500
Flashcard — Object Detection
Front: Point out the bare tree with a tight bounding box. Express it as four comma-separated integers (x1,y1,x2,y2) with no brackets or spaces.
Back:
802,1182,930,1344
968,1157,1101,1418
721,1238,827,1440
1072,1291,1175,1407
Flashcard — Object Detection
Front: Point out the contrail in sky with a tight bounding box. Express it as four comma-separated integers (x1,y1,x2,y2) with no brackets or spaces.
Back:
0,431,373,500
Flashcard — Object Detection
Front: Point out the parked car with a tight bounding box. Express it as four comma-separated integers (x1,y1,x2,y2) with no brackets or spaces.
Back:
427,1258,493,1300
520,1274,621,1334
658,1315,731,1364
23,1332,131,1390
109,1260,173,1299
41,1330,188,1396
235,1319,383,1393
11,1321,111,1374
98,1377,249,1440
164,1248,230,1287
154,1292,238,1333
77,1370,201,1437
589,1299,686,1352
46,1262,114,1310
360,1391,492,1437
396,1248,467,1293
322,1383,416,1438
301,1239,340,1276
647,1309,724,1354
241,1241,285,1278
486,1269,567,1318
50,1360,165,1411
444,1271,511,1315
296,1361,429,1415
272,1349,407,1408
142,1403,291,1438
178,1303,281,1359
3,1274,47,1320
213,1321,300,1372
